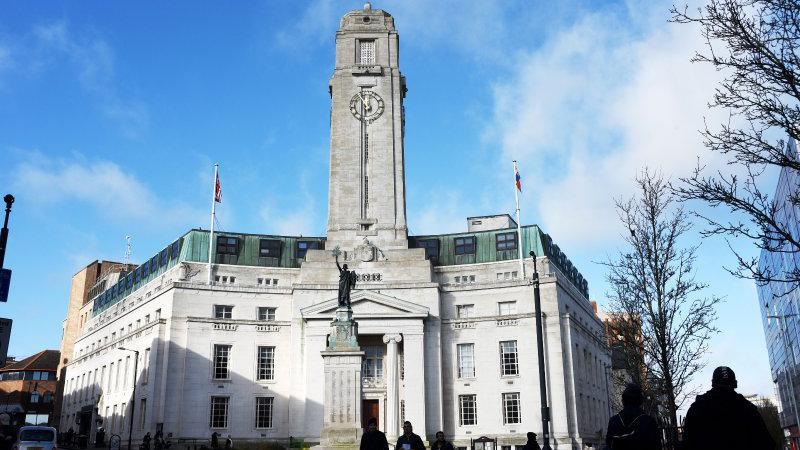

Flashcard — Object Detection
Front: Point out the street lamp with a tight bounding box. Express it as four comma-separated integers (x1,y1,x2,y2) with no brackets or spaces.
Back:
767,313,800,446
529,250,552,450
119,347,139,450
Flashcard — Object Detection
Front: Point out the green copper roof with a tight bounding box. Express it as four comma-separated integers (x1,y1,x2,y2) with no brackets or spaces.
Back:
91,225,587,317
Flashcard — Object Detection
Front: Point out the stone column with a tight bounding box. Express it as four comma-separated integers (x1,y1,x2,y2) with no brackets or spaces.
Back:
316,306,365,450
382,333,402,439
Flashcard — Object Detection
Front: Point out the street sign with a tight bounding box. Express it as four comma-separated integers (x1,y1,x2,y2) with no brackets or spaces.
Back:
0,269,10,302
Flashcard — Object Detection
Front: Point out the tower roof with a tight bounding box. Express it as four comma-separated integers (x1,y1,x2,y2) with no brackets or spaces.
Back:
339,5,395,32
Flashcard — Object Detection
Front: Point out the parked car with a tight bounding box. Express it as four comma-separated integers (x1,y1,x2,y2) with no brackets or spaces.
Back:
12,426,57,450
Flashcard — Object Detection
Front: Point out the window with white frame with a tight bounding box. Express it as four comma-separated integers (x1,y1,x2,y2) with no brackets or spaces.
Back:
458,394,477,425
456,304,474,319
257,346,275,381
499,340,519,376
498,301,517,316
142,348,151,382
358,39,375,65
213,345,232,379
457,343,475,378
363,346,384,380
258,307,276,321
140,398,147,429
255,397,274,428
214,305,233,319
502,392,521,424
209,396,229,428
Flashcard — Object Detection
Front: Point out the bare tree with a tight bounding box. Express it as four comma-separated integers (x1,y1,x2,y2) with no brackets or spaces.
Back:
603,170,722,446
670,0,800,291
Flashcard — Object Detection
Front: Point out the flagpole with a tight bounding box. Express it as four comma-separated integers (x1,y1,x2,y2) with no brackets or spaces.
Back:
513,160,526,279
207,163,218,285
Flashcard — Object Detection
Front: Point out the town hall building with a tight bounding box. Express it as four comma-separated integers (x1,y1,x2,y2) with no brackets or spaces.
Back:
57,5,611,449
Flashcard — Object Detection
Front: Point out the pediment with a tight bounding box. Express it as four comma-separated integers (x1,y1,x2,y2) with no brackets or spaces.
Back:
300,290,429,319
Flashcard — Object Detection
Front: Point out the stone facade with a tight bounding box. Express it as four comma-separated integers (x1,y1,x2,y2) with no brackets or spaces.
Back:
57,5,611,450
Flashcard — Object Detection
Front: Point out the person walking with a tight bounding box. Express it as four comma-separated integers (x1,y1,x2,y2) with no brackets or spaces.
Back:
682,366,774,450
395,421,425,450
521,432,540,450
431,432,454,450
224,435,232,450
605,383,660,450
360,418,388,450
142,432,152,450
210,432,219,450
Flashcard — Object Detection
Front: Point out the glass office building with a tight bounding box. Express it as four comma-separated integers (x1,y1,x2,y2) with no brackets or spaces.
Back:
758,138,800,444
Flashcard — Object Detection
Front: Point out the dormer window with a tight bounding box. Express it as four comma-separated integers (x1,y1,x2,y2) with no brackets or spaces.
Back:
358,39,375,65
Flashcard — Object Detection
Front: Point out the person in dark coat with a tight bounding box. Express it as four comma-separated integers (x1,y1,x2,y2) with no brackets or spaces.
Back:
360,418,388,450
431,431,454,450
0,414,14,450
395,421,425,450
521,432,540,450
210,432,219,449
682,366,775,450
605,383,660,450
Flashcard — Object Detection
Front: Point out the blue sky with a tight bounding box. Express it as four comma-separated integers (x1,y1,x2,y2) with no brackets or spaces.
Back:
0,0,778,403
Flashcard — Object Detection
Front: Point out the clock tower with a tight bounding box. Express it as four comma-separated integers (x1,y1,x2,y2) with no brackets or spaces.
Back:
326,3,408,250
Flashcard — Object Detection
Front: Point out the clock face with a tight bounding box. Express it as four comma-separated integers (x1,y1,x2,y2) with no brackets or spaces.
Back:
350,91,385,123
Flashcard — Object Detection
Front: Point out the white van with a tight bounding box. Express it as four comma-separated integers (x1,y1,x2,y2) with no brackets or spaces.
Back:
12,426,57,450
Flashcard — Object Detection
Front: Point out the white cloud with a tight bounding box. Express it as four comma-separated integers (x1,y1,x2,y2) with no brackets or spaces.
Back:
12,151,202,226
488,6,726,248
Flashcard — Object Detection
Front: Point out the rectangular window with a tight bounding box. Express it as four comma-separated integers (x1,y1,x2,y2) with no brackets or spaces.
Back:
458,394,477,426
160,249,168,266
255,397,274,428
457,343,475,378
109,363,115,392
209,396,229,428
257,346,275,381
502,393,521,424
456,304,474,319
216,236,239,264
258,307,276,321
500,340,519,376
140,398,147,429
498,301,517,316
496,232,518,251
296,241,320,259
358,39,375,65
414,239,440,264
362,346,384,379
259,239,282,258
142,348,151,382
213,345,232,379
214,305,233,319
112,405,118,433
124,356,130,388
454,236,476,255
171,239,181,260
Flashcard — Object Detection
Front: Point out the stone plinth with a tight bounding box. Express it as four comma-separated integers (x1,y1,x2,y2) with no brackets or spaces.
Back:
328,307,359,349
315,306,365,450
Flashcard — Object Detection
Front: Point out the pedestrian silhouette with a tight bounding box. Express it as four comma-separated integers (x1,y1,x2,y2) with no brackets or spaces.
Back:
431,431,454,450
359,418,388,450
395,421,425,450
682,366,774,450
605,383,660,450
522,432,541,450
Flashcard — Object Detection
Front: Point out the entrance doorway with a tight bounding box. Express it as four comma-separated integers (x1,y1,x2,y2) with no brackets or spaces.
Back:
362,399,379,429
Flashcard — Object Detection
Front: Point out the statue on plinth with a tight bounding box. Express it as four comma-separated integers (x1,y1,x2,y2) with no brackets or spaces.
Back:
334,246,357,308
328,246,359,350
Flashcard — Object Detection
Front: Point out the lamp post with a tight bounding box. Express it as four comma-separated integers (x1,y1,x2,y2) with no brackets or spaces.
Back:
119,347,139,450
0,194,15,269
529,250,552,450
767,313,800,446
